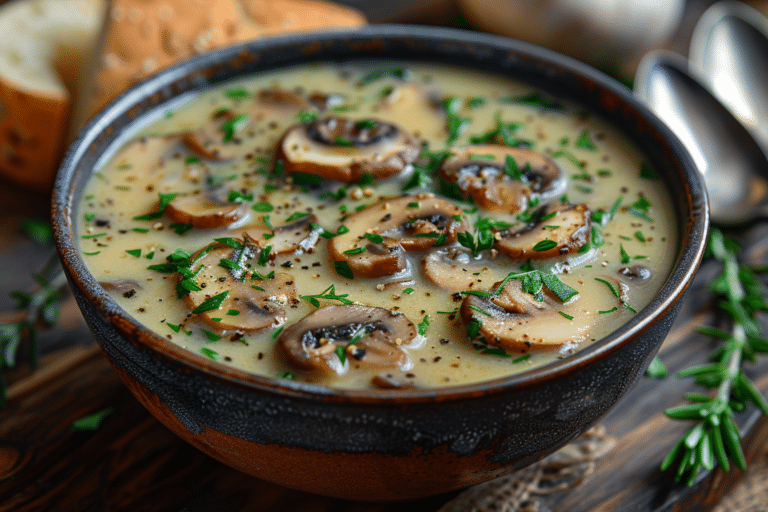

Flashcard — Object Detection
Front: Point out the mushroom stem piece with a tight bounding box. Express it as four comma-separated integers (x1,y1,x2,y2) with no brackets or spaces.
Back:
164,187,248,229
276,115,421,183
440,145,566,213
461,278,593,352
278,305,419,375
184,243,297,332
328,195,470,278
494,203,592,260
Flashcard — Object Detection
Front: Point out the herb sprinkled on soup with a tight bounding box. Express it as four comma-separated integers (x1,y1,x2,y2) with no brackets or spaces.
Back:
77,61,676,389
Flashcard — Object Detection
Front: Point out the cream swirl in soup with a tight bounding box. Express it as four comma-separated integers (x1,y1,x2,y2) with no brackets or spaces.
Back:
77,61,677,389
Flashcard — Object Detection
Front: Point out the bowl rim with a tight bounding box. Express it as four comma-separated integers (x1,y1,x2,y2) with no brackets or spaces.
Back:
52,24,709,404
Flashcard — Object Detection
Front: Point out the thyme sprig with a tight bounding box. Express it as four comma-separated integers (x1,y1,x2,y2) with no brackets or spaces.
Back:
660,227,768,485
0,252,66,409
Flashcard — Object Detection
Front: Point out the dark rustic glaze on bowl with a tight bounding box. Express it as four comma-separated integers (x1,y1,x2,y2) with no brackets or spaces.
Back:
52,25,708,500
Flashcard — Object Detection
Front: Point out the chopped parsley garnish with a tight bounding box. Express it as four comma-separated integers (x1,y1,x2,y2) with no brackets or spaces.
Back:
492,270,578,303
285,211,309,222
225,88,250,99
356,67,408,86
170,222,193,235
559,311,574,320
192,291,229,314
404,288,414,294
343,246,366,255
364,233,384,244
297,109,318,123
126,248,142,258
333,260,354,279
185,155,200,165
443,96,471,145
417,315,430,336
639,162,658,180
257,246,272,267
300,284,353,307
574,129,597,150
620,244,631,264
200,347,218,360
202,330,222,341
533,239,557,252
470,112,533,148
503,91,564,110
228,190,253,203
133,192,178,220
513,354,531,364
213,237,244,249
551,149,585,169
220,114,250,142
635,231,646,242
132,228,149,233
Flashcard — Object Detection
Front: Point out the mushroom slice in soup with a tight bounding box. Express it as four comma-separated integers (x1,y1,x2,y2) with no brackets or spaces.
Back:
440,145,566,213
185,107,259,161
494,203,591,260
184,243,296,331
379,84,445,138
275,115,421,183
165,187,248,229
328,195,469,278
421,247,493,293
243,213,320,255
256,87,311,110
278,305,419,375
461,278,593,351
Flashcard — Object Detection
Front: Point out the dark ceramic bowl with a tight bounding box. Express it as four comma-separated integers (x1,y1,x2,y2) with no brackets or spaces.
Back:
52,25,708,501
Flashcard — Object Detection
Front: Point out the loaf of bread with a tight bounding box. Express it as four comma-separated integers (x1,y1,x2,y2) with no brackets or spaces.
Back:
0,0,365,191
0,0,106,191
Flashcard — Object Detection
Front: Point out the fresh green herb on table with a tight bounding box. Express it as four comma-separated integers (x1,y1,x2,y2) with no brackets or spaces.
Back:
0,220,66,408
655,227,768,485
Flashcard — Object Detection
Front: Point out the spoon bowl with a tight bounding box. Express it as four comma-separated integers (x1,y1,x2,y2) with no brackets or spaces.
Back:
634,50,768,224
690,1,768,152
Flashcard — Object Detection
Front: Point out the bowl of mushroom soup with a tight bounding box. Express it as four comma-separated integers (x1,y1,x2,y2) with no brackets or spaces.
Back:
52,25,708,500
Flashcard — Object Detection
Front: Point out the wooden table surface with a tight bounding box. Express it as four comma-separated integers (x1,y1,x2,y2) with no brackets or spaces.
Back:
2,169,768,511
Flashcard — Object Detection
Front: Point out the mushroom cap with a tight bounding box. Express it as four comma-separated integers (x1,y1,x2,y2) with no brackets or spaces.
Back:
328,195,470,278
441,145,566,213
461,278,594,352
494,202,592,260
243,213,321,255
277,305,419,374
275,115,421,183
164,188,248,229
421,247,494,293
184,108,255,161
183,243,297,331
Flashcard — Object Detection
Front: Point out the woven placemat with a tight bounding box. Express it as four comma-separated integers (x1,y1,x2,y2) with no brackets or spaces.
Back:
714,447,768,512
438,426,616,512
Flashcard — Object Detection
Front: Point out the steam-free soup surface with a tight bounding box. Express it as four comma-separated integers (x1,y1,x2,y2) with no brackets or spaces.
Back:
78,61,677,389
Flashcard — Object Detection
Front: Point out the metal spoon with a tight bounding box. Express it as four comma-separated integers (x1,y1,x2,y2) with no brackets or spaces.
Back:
690,1,768,152
634,50,768,224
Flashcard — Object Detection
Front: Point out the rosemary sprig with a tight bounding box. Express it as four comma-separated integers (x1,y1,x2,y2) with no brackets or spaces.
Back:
660,227,768,485
0,252,66,409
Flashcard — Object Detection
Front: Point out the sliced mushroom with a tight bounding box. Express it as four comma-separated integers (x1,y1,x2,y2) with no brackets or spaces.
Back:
379,84,445,139
257,87,311,109
460,278,594,351
184,243,297,331
421,247,494,293
440,145,566,213
184,108,254,161
100,279,141,298
165,187,248,229
619,265,652,284
494,203,591,260
371,373,418,390
278,305,418,375
328,195,469,278
275,115,421,183
243,213,320,255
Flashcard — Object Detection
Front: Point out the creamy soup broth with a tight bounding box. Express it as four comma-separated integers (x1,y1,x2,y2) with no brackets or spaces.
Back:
77,61,677,389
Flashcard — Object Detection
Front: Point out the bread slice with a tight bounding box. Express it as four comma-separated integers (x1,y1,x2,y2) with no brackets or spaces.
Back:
83,0,366,118
0,0,106,190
